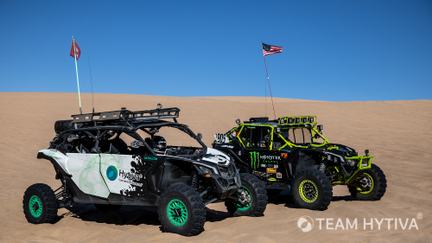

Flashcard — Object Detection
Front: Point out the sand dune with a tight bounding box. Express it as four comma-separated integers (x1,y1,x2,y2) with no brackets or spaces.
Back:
0,92,431,242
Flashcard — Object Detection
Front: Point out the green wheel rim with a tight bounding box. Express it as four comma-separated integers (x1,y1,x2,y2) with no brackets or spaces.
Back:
299,179,319,203
166,199,189,227
236,187,253,212
29,195,43,218
358,173,375,195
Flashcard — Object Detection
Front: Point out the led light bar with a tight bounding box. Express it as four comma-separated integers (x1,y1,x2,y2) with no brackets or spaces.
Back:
278,115,317,125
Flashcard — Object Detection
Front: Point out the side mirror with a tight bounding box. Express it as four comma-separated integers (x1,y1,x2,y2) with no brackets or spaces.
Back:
197,133,203,140
317,124,324,133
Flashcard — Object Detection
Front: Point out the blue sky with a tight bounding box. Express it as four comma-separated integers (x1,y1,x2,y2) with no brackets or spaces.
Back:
0,0,431,101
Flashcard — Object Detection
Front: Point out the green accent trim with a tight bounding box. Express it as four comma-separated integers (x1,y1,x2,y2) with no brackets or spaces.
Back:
166,199,188,227
236,187,253,212
345,156,373,184
236,122,330,151
249,151,260,170
29,195,43,218
276,133,294,150
237,124,275,149
358,172,374,195
236,125,246,147
298,179,319,203
143,156,158,161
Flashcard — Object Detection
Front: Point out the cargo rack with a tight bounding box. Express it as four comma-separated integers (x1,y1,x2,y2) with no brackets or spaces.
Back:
71,106,180,123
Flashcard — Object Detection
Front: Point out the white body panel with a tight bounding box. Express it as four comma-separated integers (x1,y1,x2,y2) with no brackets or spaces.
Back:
99,154,142,195
202,148,231,166
66,153,110,198
38,149,143,199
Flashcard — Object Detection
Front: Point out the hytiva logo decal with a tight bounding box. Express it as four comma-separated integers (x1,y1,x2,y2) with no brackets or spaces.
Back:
106,165,118,181
249,151,260,170
296,215,422,232
297,216,314,232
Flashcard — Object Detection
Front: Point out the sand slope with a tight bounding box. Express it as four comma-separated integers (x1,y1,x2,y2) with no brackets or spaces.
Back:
0,93,431,242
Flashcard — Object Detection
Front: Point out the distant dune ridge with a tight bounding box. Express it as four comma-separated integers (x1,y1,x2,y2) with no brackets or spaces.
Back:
0,92,431,242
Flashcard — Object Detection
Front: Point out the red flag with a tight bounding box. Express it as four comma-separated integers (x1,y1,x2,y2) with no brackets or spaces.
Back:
262,43,283,56
70,39,81,60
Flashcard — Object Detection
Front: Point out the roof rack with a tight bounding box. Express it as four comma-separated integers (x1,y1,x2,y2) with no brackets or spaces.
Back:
71,107,180,123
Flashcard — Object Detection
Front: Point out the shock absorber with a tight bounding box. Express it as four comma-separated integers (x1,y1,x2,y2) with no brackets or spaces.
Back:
191,173,199,189
319,163,326,173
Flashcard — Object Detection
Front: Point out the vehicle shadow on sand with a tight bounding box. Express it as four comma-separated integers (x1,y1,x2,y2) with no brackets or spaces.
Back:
267,190,356,208
65,204,230,226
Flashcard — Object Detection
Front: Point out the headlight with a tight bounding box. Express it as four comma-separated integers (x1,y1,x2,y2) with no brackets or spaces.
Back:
347,159,356,167
197,165,213,178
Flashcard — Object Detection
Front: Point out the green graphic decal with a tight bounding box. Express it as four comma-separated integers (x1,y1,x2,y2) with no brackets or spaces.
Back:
249,151,260,170
106,165,118,181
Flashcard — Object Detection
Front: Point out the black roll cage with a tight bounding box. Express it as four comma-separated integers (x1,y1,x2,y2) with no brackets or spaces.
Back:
54,107,207,156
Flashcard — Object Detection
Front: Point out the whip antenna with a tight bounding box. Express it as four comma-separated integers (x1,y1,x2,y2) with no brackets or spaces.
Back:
261,42,283,119
87,56,96,113
263,56,276,119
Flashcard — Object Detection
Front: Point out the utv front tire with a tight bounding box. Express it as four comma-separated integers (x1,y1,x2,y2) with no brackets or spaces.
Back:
158,184,206,236
292,168,332,210
23,183,58,224
225,173,267,216
348,164,386,200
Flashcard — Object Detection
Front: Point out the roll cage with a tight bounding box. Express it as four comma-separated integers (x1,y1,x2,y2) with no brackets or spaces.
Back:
227,116,329,150
52,106,207,156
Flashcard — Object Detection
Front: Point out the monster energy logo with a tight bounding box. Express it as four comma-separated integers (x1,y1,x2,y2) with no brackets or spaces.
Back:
249,151,260,170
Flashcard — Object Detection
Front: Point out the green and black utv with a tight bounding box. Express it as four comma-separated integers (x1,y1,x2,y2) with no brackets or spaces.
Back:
213,116,386,210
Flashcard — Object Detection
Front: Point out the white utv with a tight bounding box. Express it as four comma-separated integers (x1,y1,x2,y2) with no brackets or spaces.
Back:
23,106,267,236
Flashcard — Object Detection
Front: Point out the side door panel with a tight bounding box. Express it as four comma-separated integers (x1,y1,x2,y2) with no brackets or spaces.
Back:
238,125,286,182
65,153,110,198
99,154,144,196
248,149,284,182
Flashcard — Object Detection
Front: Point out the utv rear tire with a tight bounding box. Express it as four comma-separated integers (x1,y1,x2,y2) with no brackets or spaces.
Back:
292,168,332,210
225,173,267,216
158,184,206,236
23,183,58,224
348,164,386,200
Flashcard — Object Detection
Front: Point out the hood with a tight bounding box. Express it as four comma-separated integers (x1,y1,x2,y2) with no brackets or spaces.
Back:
325,143,358,157
201,148,231,166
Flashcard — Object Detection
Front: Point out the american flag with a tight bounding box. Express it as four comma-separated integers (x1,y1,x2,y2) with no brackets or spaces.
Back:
262,43,283,56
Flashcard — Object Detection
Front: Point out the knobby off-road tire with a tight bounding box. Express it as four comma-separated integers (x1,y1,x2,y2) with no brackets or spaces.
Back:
292,167,332,210
348,164,386,200
23,183,58,224
225,173,267,217
158,183,206,236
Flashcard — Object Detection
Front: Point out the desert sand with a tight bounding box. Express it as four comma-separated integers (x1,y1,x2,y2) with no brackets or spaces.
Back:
0,92,431,242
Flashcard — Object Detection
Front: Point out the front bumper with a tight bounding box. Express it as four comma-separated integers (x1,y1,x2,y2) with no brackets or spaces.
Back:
346,155,373,170
211,164,242,199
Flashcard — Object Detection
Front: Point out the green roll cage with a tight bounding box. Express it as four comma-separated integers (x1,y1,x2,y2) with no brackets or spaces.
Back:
225,115,373,184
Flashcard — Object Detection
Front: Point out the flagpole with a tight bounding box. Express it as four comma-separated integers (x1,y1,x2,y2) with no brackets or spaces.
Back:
263,55,276,119
72,36,83,114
